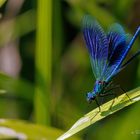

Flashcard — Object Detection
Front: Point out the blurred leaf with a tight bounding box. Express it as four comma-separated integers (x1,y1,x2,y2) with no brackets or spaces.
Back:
0,0,6,7
57,87,140,140
52,0,64,124
66,0,116,28
0,10,35,46
0,119,81,140
113,0,134,19
0,72,34,101
0,89,6,94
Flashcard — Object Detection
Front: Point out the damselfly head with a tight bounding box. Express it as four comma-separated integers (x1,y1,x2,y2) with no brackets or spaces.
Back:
86,92,96,103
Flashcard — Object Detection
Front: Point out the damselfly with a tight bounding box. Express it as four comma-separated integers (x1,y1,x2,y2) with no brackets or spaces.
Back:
82,15,140,110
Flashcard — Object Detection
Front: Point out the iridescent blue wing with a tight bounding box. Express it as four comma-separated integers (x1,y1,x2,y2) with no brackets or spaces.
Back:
101,23,132,81
116,49,140,74
82,15,108,80
115,27,140,74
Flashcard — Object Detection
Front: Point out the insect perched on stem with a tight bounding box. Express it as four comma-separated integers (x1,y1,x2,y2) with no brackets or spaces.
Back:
82,15,140,110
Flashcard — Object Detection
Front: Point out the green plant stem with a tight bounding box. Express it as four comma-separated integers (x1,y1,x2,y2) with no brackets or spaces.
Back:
34,0,52,125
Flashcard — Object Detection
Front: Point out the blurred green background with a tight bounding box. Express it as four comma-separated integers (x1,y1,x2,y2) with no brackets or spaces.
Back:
0,0,140,139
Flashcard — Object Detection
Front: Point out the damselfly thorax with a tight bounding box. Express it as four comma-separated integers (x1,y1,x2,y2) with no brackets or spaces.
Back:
86,80,109,103
93,80,107,94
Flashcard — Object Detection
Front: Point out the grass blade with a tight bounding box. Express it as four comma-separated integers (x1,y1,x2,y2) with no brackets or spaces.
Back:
57,87,140,140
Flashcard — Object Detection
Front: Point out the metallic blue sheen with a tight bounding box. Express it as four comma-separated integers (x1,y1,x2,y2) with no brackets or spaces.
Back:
83,15,140,102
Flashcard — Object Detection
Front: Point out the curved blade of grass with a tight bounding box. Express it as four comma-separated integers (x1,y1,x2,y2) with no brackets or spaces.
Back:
57,87,140,140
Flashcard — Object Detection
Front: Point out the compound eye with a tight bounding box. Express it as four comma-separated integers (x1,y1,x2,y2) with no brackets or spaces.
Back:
98,81,102,84
86,92,94,101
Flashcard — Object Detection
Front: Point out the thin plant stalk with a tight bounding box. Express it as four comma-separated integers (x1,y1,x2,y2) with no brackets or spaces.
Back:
34,0,52,125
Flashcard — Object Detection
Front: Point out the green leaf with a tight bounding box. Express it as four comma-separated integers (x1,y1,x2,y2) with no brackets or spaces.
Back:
57,87,140,140
0,119,80,140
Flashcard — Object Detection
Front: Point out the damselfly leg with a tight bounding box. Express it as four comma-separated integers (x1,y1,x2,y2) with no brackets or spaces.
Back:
99,85,132,110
